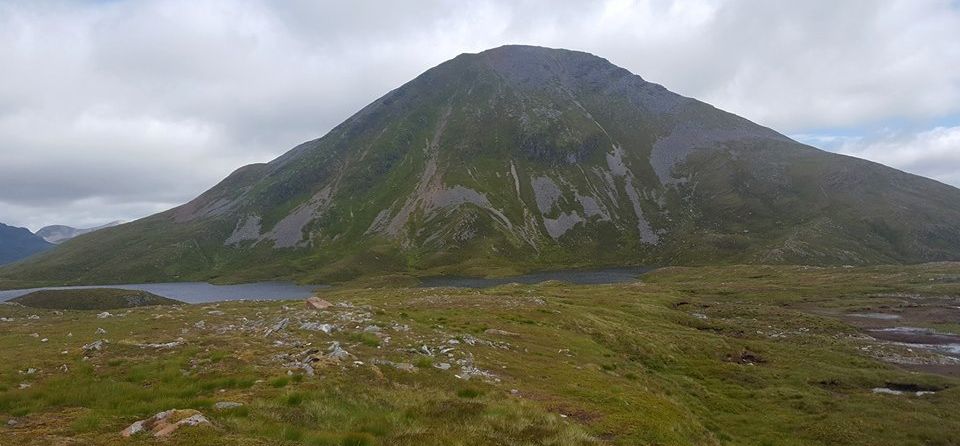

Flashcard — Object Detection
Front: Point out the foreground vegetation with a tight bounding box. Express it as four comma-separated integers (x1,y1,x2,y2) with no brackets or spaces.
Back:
1,263,959,445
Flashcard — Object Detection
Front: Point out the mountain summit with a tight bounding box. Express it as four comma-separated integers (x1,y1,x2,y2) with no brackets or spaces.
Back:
36,221,123,244
5,45,960,284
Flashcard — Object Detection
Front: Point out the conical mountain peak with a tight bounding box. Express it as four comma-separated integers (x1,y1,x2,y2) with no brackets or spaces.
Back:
5,47,960,284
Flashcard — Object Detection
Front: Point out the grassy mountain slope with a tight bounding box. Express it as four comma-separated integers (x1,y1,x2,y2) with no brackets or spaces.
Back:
3,45,960,286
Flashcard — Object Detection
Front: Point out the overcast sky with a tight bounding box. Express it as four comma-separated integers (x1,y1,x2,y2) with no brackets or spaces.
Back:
1,0,959,231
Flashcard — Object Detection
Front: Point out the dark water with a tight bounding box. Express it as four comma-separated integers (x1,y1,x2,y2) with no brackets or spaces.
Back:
869,327,960,358
0,268,649,304
418,267,648,288
0,282,323,304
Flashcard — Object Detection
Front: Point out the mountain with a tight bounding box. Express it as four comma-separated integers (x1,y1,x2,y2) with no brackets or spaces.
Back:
3,45,960,285
0,223,54,265
36,221,123,244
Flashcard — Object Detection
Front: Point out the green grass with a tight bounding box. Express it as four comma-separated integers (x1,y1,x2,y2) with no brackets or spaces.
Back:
1,264,959,445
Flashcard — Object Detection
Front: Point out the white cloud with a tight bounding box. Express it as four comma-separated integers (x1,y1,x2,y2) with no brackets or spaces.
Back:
0,0,958,230
827,126,960,187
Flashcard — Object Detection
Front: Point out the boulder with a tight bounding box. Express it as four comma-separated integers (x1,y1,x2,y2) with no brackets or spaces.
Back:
305,296,333,310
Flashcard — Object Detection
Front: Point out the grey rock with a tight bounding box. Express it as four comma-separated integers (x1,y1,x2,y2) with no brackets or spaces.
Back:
326,341,352,361
299,322,335,334
265,318,290,336
82,339,105,352
214,401,244,410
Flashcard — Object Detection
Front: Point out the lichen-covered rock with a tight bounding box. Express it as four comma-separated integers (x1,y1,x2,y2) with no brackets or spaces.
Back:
326,341,353,361
82,339,105,352
121,409,210,438
299,322,335,334
214,401,243,410
484,328,520,337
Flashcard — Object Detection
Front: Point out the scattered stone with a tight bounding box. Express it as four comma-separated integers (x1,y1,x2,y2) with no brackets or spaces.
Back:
391,362,414,372
96,312,112,319
373,358,416,372
6,419,17,427
207,310,225,316
363,325,381,333
725,349,765,365
872,387,903,395
121,409,210,438
265,318,290,336
0,317,13,322
453,357,500,382
305,297,333,310
691,313,708,320
214,401,243,410
40,338,48,343
138,338,185,349
25,368,36,375
59,364,69,373
484,328,520,337
194,320,206,329
82,340,106,352
27,315,39,320
299,322,335,334
434,362,451,370
326,341,353,361
18,383,30,390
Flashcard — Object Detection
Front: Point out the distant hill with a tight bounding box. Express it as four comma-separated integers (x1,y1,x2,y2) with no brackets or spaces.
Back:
3,45,960,285
0,223,54,265
10,288,183,310
36,221,123,244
